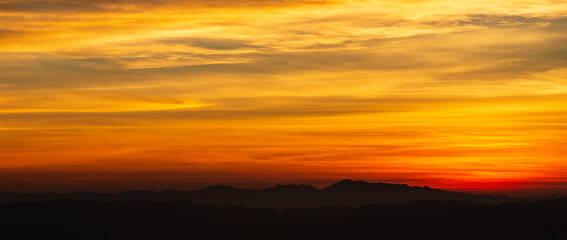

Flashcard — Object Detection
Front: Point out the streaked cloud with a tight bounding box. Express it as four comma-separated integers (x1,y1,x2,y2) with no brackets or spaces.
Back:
0,0,334,13
1,0,567,194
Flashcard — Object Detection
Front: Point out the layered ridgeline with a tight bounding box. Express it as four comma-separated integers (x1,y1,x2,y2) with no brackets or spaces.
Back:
0,180,561,208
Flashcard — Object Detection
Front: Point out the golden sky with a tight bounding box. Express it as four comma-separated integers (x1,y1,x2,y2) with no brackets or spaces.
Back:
1,0,567,195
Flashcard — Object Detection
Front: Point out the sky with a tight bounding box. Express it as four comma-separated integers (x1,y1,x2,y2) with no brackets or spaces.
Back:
1,0,567,195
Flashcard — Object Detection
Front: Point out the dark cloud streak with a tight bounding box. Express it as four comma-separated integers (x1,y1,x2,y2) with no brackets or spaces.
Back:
0,0,334,13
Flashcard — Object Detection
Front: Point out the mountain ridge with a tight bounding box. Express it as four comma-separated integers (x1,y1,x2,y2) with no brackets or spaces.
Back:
0,179,562,208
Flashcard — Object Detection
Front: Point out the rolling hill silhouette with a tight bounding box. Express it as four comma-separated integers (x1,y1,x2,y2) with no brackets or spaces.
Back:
0,179,560,208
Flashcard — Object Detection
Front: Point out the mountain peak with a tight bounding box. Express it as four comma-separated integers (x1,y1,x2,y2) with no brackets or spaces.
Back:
323,180,423,193
323,179,373,191
334,179,369,185
339,179,354,183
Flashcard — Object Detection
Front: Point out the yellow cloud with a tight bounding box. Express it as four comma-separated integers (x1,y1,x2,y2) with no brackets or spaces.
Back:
1,0,567,194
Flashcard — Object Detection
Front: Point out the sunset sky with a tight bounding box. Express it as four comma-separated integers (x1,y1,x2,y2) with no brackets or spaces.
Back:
1,0,567,195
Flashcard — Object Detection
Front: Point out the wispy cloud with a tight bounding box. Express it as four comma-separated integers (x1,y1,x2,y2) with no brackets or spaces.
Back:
1,0,567,193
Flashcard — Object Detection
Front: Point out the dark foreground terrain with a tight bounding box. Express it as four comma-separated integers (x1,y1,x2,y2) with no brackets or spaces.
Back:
2,197,567,240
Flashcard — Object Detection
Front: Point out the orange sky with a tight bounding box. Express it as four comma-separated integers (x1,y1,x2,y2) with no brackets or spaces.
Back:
1,0,567,195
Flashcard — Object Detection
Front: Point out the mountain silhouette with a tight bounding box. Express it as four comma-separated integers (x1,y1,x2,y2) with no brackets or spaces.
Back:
0,179,560,208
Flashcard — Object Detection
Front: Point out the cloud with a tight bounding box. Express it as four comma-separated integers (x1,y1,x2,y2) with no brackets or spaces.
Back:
0,96,403,124
1,94,565,128
0,29,23,38
2,0,567,193
0,0,334,13
158,37,263,50
0,1,103,13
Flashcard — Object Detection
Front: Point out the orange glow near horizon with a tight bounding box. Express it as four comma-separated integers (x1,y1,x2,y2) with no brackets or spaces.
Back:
1,0,567,196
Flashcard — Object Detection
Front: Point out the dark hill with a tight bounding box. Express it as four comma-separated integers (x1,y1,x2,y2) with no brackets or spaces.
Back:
0,180,561,208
